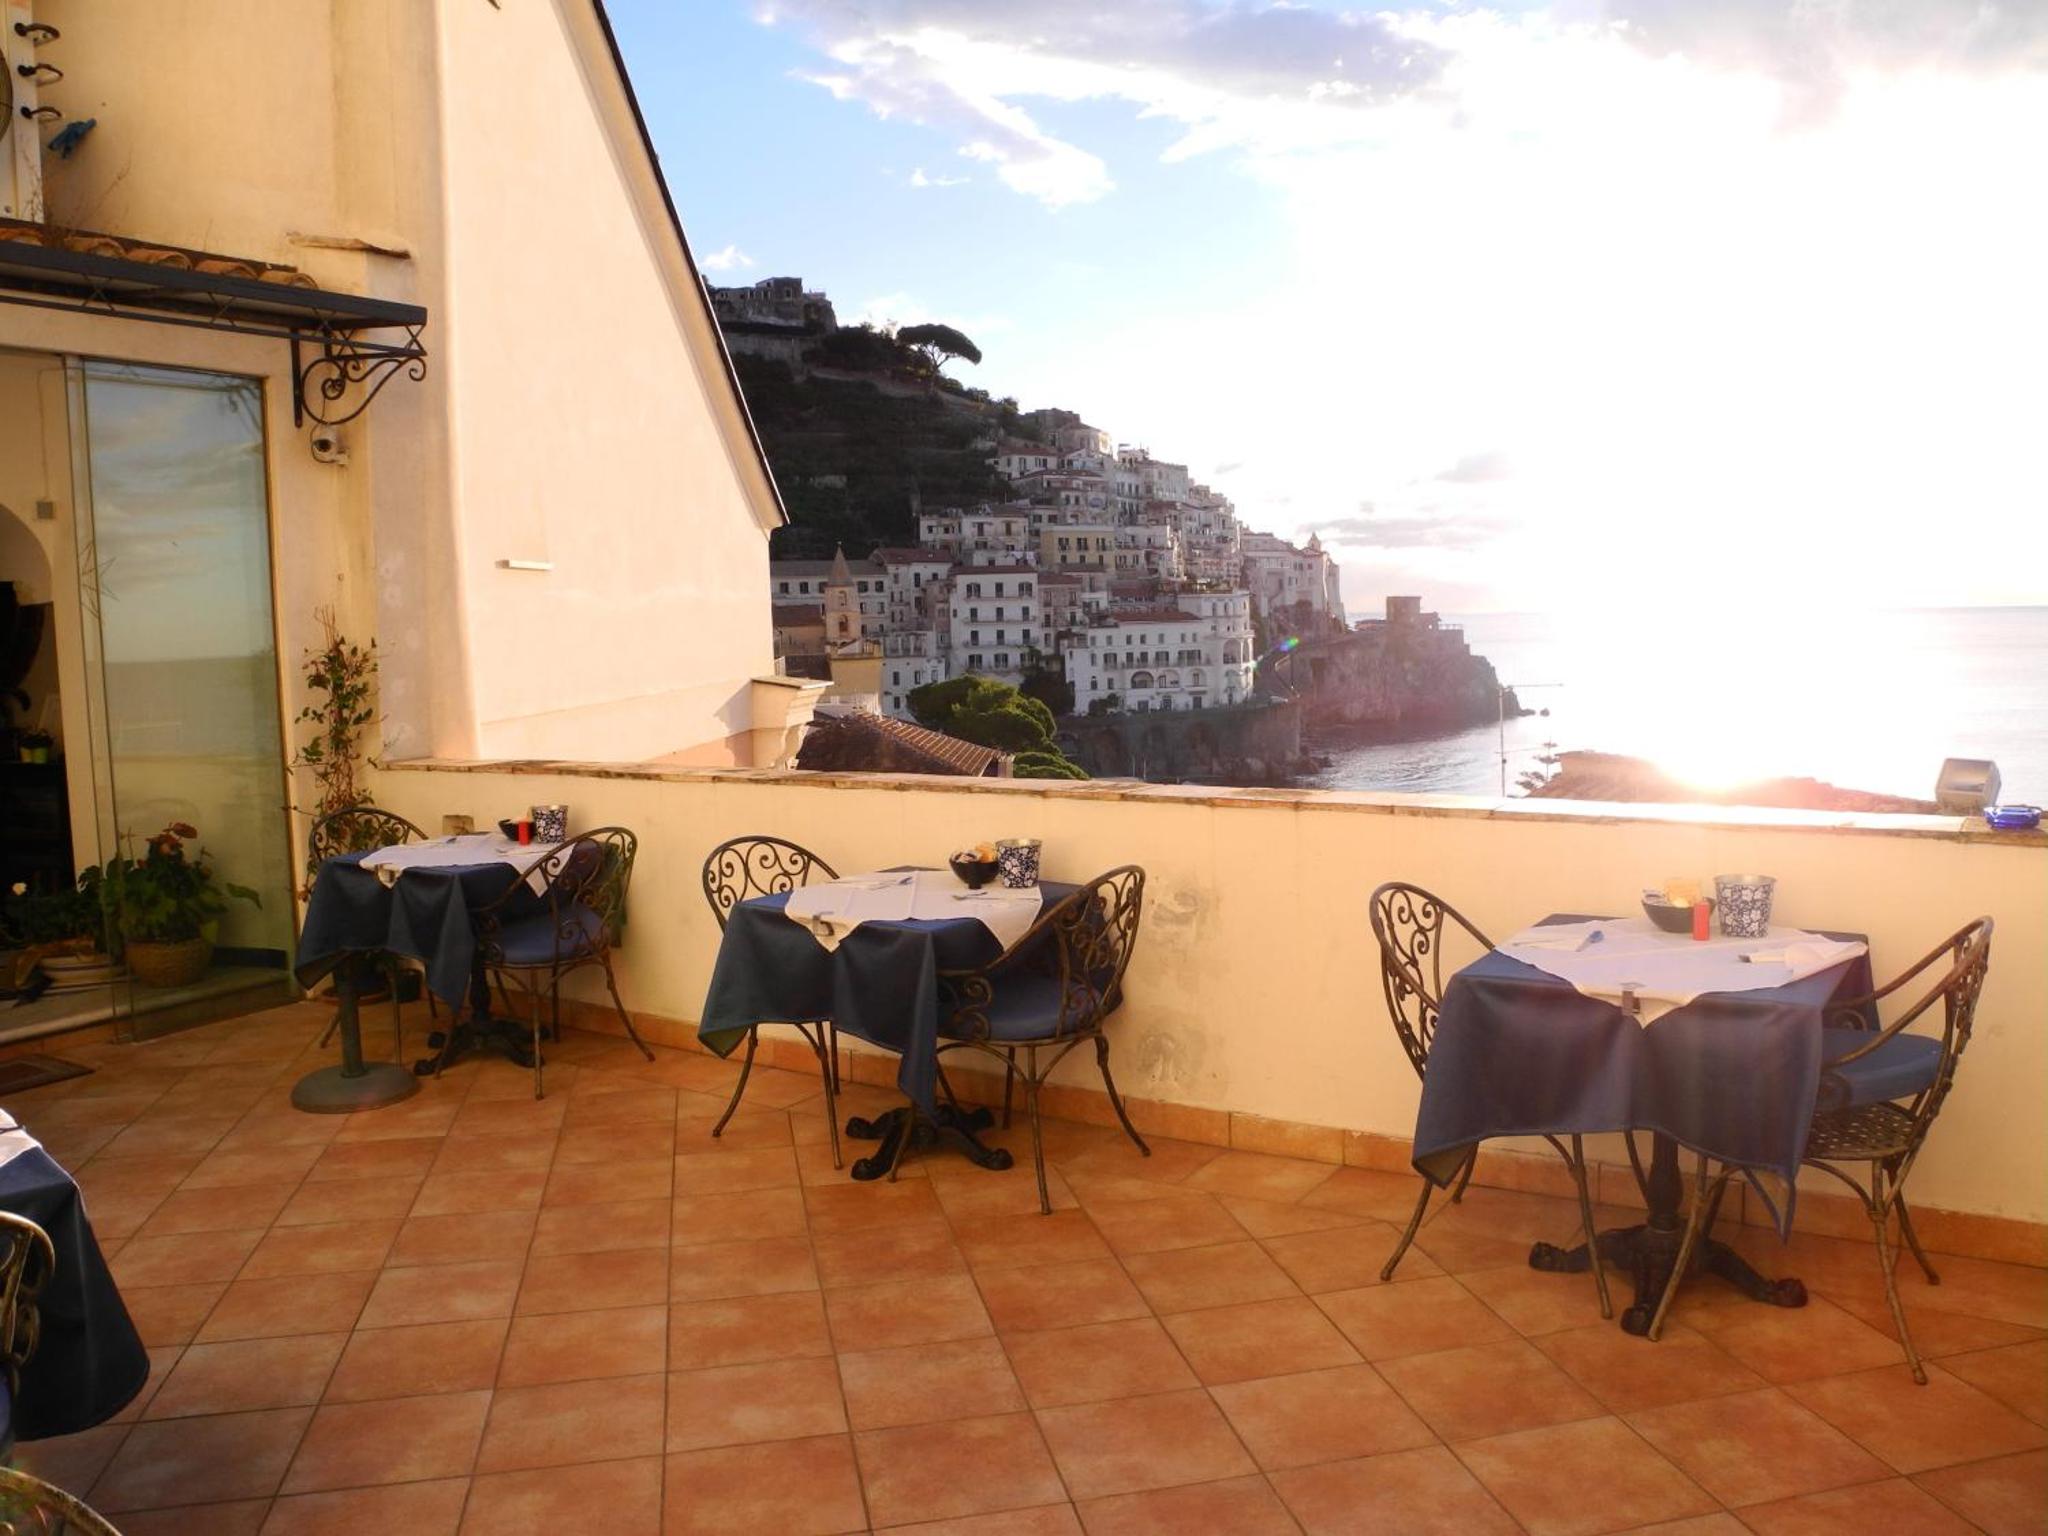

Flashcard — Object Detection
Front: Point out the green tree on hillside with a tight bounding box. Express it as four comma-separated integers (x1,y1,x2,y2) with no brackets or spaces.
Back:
908,675,1088,781
898,323,982,388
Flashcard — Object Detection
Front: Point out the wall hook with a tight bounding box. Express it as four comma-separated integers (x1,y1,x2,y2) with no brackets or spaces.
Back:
20,104,60,122
16,62,63,84
11,21,59,43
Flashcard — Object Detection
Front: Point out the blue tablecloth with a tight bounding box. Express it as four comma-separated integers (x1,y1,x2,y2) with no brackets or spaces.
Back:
295,853,537,1006
1412,917,1874,1234
699,878,1077,1118
0,1146,149,1440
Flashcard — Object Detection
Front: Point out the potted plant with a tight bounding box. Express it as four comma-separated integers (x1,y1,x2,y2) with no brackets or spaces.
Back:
3,874,119,990
109,823,261,987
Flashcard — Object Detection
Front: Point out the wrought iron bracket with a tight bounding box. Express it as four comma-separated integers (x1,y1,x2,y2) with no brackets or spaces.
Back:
291,326,428,428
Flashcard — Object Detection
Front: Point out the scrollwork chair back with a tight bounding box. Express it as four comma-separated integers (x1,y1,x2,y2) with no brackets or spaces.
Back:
701,837,838,930
1368,882,1492,1080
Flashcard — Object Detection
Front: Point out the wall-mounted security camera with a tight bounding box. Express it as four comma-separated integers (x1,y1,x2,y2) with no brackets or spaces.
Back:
309,428,349,466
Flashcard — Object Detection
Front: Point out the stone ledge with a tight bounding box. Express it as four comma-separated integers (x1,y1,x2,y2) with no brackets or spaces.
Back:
379,756,2047,847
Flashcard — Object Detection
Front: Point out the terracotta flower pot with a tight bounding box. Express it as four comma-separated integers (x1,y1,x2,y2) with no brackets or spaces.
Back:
126,937,214,988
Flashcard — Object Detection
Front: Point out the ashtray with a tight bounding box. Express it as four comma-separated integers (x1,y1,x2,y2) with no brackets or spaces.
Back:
1983,804,2042,831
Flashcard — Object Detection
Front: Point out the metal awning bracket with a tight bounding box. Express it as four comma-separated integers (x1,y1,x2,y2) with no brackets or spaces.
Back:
291,324,428,428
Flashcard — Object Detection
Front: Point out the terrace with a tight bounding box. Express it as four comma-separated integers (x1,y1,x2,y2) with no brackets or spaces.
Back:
6,765,2044,1533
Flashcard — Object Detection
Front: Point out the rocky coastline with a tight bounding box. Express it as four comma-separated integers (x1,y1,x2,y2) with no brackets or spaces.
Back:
1525,751,1940,813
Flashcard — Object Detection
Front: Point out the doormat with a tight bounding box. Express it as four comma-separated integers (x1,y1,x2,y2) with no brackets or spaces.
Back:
0,1056,93,1095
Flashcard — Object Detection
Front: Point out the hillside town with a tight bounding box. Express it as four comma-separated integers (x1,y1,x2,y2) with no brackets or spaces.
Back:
732,276,1349,722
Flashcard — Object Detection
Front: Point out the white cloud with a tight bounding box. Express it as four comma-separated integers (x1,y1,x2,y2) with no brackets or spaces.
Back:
699,243,756,272
908,166,970,188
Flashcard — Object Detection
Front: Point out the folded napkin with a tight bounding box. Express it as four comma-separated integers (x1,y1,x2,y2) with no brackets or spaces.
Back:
361,834,558,893
0,1108,43,1171
784,873,916,952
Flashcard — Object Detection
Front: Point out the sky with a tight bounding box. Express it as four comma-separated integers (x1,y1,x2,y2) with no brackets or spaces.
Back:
608,1,2048,616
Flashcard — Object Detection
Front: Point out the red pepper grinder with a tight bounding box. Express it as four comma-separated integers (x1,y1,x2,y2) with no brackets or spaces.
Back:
1691,899,1711,941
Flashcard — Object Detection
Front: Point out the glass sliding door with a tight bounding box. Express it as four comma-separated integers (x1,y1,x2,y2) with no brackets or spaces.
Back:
74,361,295,1029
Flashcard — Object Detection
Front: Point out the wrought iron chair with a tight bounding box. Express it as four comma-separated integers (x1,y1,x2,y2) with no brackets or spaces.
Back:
307,805,438,1055
1648,917,1994,1379
0,1210,55,1461
700,837,843,1167
1369,882,1613,1318
471,827,655,1099
935,865,1150,1214
0,1468,122,1536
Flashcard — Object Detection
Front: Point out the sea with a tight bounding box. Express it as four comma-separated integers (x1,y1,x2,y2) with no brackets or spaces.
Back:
1309,606,2048,804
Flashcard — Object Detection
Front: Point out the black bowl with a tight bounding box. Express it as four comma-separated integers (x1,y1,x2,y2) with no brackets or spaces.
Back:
1642,895,1710,933
497,818,521,840
950,856,1000,889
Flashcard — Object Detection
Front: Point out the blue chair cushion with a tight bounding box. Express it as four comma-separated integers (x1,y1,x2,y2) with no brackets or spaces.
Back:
941,972,1109,1042
492,904,605,967
1819,1027,1942,1107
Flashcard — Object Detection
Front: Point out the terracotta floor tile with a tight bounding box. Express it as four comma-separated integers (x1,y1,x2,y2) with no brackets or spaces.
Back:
671,1145,798,1198
951,1209,1113,1272
804,1177,947,1235
91,1406,312,1512
448,1095,565,1140
260,1477,470,1535
672,1187,808,1243
323,1319,509,1402
679,1108,800,1151
1211,1363,1438,1471
460,1457,663,1536
977,1258,1150,1334
144,1333,347,1419
499,1303,667,1386
1458,1262,1617,1336
1003,1318,1198,1408
672,1234,819,1299
1411,1220,1550,1275
429,1131,557,1175
1785,1363,2048,1474
136,1182,295,1238
196,1272,376,1343
561,1086,679,1127
878,1507,1081,1535
1074,1474,1298,1535
1913,1448,2048,1536
666,1356,847,1451
14,1423,128,1497
1376,1336,1601,1444
1604,1518,1750,1536
1455,1416,1716,1536
304,1136,441,1184
385,1208,538,1267
667,1292,835,1370
1706,1294,1914,1383
1036,1389,1256,1500
856,1412,1066,1527
182,1141,326,1190
1297,1167,1432,1223
926,1162,1075,1220
543,1157,674,1208
1087,1194,1249,1256
1218,1194,1370,1240
123,1283,231,1347
478,1371,667,1470
1184,1150,1339,1204
1533,1321,1766,1414
1937,1339,2048,1426
357,1258,524,1328
1829,1290,2045,1359
812,1219,966,1289
840,1336,1026,1430
516,1247,669,1314
1626,1386,1888,1506
1272,1444,1523,1535
531,1196,672,1255
1262,1222,1437,1294
1737,1476,1979,1534
663,1433,868,1536
240,1219,400,1279
1163,1297,1360,1386
110,1500,270,1535
555,1118,677,1166
1315,1275,1514,1361
824,1273,993,1352
113,1228,264,1288
281,1389,491,1493
409,1167,547,1218
275,1174,421,1227
1056,1135,1223,1187
1121,1242,1299,1315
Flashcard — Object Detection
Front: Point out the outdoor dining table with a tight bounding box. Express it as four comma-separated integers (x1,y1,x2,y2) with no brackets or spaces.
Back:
0,1123,149,1442
292,837,553,1111
1411,912,1876,1335
698,870,1077,1178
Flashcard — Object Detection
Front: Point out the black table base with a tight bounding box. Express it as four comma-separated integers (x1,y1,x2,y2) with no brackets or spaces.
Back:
1527,1132,1806,1335
846,1104,1013,1181
415,1021,536,1077
292,961,418,1113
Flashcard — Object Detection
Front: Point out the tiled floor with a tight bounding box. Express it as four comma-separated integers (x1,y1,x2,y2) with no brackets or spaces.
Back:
8,1000,2047,1535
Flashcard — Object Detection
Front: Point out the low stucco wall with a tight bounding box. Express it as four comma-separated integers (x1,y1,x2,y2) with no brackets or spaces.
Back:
370,759,2048,1226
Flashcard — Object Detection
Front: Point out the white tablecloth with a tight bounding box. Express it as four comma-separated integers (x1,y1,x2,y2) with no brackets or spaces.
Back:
1499,916,1867,1026
359,833,560,893
784,870,1045,953
0,1109,43,1170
